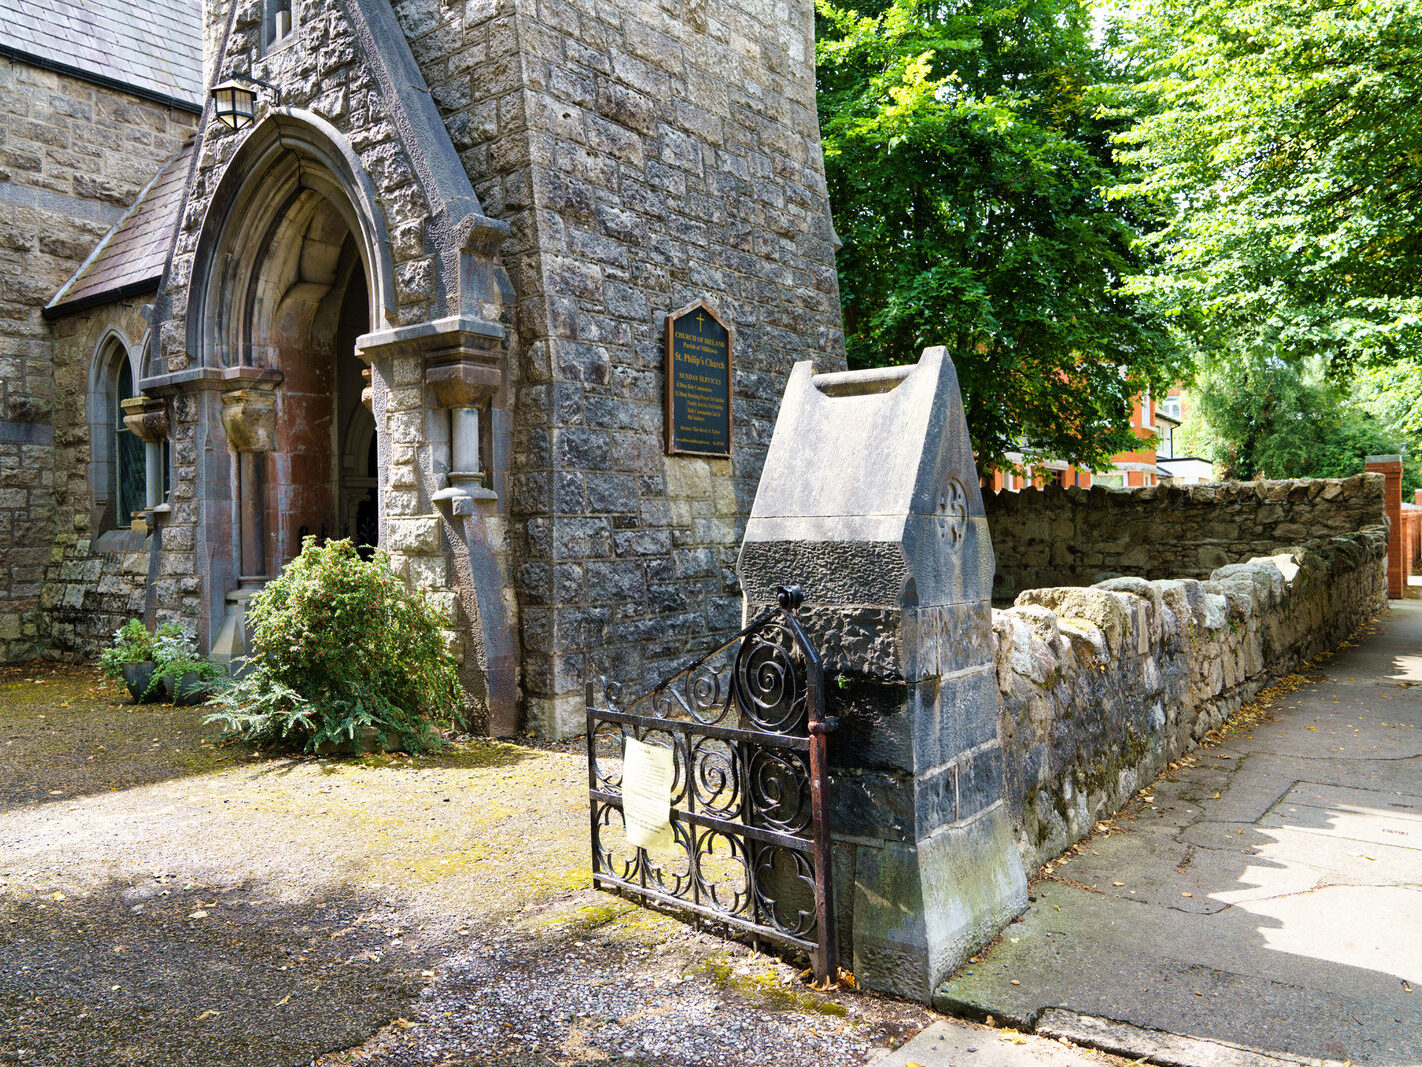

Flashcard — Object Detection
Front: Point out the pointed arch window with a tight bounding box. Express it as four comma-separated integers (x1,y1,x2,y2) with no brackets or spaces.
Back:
113,357,146,527
91,338,158,534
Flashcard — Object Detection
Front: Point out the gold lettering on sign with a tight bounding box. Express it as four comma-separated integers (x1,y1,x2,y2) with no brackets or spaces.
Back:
665,301,733,456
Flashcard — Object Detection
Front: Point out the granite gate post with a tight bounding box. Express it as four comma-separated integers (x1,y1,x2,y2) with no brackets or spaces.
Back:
738,347,1028,1001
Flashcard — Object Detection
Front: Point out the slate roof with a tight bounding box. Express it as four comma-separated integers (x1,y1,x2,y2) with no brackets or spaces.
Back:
0,0,204,109
45,140,193,318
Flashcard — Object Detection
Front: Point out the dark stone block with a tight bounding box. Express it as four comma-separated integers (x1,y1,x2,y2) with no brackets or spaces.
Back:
957,744,1006,823
829,768,914,842
827,677,912,773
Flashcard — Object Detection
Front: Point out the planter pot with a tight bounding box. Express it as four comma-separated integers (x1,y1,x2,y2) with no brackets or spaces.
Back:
164,672,214,706
315,726,406,756
122,662,159,703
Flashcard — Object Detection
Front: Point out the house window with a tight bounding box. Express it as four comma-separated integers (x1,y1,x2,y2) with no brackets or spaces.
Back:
1095,472,1126,489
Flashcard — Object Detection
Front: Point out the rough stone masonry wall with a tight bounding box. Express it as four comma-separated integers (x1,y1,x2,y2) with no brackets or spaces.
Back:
41,303,160,657
985,475,1386,604
0,58,196,662
389,0,847,735
993,527,1387,870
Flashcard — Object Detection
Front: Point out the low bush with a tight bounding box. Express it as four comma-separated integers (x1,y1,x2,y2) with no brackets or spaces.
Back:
208,538,462,753
100,619,156,679
151,623,227,704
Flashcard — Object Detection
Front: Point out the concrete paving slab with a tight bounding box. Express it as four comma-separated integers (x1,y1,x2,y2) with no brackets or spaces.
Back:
935,602,1422,1066
1276,781,1422,821
1260,803,1422,849
869,1019,1112,1066
1035,1010,1346,1067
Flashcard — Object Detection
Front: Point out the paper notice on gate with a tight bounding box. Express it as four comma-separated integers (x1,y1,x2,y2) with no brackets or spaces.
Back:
622,737,675,850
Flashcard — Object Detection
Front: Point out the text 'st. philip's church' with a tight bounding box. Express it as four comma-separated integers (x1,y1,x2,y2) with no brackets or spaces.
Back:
0,0,844,733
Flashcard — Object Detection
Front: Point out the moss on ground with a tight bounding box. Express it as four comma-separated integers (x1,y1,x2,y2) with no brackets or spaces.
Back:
695,954,849,1017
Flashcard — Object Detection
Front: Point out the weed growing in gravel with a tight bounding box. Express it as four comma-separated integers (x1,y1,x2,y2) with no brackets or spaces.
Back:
695,954,848,1016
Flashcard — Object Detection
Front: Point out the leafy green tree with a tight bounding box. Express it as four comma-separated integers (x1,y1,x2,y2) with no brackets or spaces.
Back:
817,0,1184,471
1111,0,1422,371
1188,355,1421,490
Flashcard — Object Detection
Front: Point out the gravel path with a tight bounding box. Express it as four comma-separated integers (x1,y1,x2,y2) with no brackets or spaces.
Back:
0,663,940,1066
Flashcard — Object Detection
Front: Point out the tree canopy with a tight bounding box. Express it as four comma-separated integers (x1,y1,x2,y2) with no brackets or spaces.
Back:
1110,0,1422,371
1186,355,1421,492
816,0,1185,472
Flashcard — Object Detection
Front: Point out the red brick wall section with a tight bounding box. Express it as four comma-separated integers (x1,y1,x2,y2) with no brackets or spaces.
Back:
1365,456,1404,597
1404,504,1422,585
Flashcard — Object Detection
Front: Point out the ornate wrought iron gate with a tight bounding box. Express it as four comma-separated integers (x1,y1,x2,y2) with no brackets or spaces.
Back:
586,586,838,982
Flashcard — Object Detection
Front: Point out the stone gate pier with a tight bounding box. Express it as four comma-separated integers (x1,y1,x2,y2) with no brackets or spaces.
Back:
738,347,1028,1001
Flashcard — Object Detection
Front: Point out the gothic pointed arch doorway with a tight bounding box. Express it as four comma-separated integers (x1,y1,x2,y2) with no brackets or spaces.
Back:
190,113,395,658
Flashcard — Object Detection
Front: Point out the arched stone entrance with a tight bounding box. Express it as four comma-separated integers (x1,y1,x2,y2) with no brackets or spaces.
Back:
251,196,375,570
189,113,395,659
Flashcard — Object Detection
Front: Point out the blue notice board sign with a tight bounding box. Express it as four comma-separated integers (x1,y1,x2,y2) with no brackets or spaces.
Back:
665,300,733,457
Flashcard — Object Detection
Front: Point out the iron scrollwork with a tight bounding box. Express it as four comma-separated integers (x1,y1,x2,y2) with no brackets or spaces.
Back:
586,585,838,982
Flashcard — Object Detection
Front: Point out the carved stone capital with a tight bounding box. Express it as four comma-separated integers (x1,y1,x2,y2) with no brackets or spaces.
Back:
426,358,501,409
120,396,170,443
220,387,278,453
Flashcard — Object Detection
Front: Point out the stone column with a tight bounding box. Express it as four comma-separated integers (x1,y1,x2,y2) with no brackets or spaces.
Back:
1366,455,1404,597
220,387,277,581
212,386,277,666
426,357,500,510
739,347,1027,1003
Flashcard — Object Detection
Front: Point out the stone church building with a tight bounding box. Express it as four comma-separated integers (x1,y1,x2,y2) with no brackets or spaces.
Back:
0,0,845,734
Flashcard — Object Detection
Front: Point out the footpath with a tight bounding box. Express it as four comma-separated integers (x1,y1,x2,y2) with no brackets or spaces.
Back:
898,600,1422,1066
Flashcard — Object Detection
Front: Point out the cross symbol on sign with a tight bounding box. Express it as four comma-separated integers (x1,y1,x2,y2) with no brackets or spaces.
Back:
696,312,707,331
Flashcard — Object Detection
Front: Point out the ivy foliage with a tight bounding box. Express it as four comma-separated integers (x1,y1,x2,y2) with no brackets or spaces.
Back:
1111,0,1422,371
209,538,462,754
816,0,1184,471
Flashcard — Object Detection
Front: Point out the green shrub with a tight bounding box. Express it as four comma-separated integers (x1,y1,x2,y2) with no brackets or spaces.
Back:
208,538,462,753
100,619,156,679
151,623,227,703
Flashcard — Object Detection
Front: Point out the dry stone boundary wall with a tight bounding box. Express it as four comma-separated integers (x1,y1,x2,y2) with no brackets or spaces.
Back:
986,474,1386,603
993,526,1387,870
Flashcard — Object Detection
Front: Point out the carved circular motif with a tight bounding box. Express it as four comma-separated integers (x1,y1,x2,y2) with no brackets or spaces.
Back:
937,478,968,546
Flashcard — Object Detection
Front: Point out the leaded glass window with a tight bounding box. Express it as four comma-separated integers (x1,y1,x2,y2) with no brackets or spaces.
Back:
115,360,144,525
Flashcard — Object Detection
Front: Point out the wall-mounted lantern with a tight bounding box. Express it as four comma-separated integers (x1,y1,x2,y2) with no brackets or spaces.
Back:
210,80,258,130
211,73,279,131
